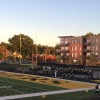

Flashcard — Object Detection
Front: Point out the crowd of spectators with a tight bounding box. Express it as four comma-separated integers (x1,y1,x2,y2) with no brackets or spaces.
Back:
16,65,93,80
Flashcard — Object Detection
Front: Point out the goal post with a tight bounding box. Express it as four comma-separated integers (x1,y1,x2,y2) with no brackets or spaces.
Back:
19,33,37,67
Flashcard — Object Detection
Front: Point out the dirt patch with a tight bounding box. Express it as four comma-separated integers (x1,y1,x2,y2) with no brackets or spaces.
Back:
41,81,46,83
31,78,37,81
52,80,61,84
21,78,30,79
39,78,49,80
33,77,40,78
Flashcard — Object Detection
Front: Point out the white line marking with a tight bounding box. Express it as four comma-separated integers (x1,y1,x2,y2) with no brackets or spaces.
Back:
0,87,94,100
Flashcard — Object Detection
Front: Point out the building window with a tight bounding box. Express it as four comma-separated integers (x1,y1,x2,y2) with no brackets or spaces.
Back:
72,40,75,44
66,53,69,56
73,60,77,63
65,41,68,44
61,41,65,44
61,53,64,56
92,46,94,50
87,53,90,56
65,38,68,41
65,47,68,50
87,39,90,43
61,47,64,50
75,40,77,43
80,47,81,50
96,52,98,56
87,46,90,50
75,53,77,57
72,53,74,57
79,39,82,43
96,46,98,50
93,39,95,43
60,38,63,41
72,47,73,51
60,38,65,41
96,39,98,43
75,46,77,50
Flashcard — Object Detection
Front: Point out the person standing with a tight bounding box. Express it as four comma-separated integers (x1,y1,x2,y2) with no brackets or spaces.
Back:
95,83,99,97
54,70,57,77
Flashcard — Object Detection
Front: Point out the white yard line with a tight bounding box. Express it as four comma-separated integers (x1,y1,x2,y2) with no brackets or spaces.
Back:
0,85,24,94
5,88,25,94
0,87,94,100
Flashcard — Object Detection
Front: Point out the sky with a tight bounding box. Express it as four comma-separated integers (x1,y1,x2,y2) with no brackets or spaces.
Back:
0,0,100,47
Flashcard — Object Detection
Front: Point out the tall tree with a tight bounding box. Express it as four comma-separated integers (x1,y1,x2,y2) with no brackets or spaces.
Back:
90,54,98,66
85,32,94,36
0,53,3,60
97,33,100,35
8,34,34,58
0,43,8,60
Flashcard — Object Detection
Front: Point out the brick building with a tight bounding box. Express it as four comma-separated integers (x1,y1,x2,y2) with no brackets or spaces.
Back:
57,35,100,65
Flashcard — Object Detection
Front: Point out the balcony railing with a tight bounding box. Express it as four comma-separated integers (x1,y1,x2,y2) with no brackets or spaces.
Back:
56,49,69,53
61,50,69,53
60,43,69,46
83,42,90,46
56,49,61,53
84,49,91,52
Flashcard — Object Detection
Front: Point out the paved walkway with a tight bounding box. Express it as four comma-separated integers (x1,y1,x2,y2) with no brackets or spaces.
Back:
0,87,94,100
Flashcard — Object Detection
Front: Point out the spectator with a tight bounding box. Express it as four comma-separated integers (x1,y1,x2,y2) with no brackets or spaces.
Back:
95,83,100,98
54,70,57,77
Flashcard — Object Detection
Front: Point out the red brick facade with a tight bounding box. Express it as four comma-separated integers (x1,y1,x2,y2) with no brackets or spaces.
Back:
57,35,100,65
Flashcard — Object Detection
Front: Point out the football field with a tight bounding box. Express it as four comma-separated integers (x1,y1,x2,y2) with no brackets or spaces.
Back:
0,71,95,100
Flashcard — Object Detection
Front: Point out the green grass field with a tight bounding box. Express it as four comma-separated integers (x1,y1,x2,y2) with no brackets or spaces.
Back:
0,76,65,96
0,76,95,100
